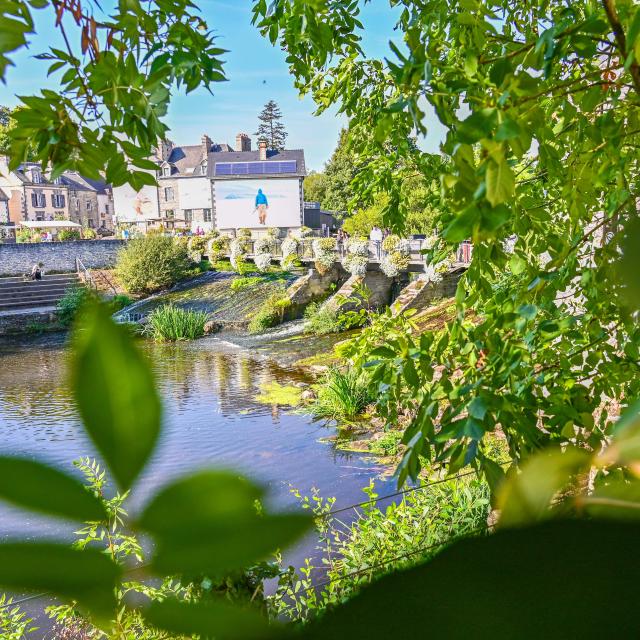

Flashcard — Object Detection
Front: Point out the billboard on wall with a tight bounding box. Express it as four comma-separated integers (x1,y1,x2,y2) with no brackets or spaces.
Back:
214,178,301,229
177,177,212,210
112,183,159,222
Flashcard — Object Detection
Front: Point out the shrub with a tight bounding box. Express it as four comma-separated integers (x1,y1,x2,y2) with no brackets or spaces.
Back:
56,286,95,327
188,235,207,254
58,229,81,241
248,291,291,334
230,237,251,272
380,236,411,277
15,228,33,243
304,302,341,335
343,238,370,276
280,236,299,268
82,227,97,240
115,235,192,294
266,227,280,239
312,237,337,275
146,304,208,341
254,237,273,272
237,228,252,238
108,294,133,313
208,235,231,262
311,367,374,422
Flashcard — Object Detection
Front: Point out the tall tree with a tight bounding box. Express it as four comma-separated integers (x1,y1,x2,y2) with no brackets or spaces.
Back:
255,100,288,150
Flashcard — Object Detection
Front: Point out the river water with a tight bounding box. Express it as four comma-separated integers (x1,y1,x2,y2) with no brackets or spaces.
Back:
0,330,394,546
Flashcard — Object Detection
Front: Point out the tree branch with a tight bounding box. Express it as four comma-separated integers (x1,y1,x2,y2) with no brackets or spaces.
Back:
601,0,640,95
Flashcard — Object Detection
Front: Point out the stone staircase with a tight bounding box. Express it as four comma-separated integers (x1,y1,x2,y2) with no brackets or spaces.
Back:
0,273,81,313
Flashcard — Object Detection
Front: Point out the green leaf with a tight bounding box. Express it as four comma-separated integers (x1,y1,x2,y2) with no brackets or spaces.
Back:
509,254,527,275
617,217,640,310
151,514,311,577
498,447,591,527
456,108,497,144
517,304,538,320
0,543,119,618
467,397,487,420
70,302,161,491
443,206,478,243
485,158,514,207
0,457,107,522
305,520,640,639
139,471,264,536
144,597,274,640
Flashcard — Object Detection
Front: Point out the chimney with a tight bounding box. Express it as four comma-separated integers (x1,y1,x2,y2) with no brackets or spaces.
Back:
258,139,267,161
201,134,212,154
235,133,251,152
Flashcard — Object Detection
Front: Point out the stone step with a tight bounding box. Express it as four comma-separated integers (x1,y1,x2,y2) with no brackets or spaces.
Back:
0,276,79,288
0,297,65,311
0,287,71,300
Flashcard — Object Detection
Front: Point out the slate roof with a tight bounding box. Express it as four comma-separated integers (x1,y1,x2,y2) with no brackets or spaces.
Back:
0,188,8,200
207,149,306,179
163,142,233,177
61,172,105,192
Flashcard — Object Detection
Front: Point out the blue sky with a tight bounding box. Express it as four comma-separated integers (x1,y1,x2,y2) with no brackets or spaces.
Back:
3,0,446,171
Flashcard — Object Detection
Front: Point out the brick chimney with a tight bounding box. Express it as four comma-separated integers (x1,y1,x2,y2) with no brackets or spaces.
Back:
201,134,212,154
235,133,251,152
258,139,268,161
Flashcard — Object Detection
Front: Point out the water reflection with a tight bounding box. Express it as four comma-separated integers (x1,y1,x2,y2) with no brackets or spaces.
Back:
0,332,394,540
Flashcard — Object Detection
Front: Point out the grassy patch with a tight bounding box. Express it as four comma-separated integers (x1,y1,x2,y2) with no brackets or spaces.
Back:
212,259,234,271
230,276,263,292
311,367,374,423
255,381,303,407
146,304,208,341
247,291,292,334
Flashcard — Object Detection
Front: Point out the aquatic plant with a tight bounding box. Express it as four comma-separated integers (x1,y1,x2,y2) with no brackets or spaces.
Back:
311,367,373,422
115,235,191,294
146,304,208,341
255,381,303,407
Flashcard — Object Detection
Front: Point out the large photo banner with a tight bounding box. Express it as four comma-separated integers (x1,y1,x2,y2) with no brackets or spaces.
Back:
214,178,301,228
112,183,159,222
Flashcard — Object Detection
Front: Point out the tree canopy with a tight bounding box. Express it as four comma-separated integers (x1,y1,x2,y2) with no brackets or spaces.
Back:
253,0,640,485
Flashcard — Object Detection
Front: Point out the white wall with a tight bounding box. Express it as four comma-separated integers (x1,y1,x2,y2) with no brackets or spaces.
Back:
214,178,302,229
178,177,212,210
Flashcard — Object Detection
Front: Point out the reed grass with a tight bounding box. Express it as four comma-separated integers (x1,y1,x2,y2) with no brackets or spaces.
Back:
146,304,208,341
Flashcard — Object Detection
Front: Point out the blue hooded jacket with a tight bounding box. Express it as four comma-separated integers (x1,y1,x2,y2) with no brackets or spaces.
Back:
255,189,268,207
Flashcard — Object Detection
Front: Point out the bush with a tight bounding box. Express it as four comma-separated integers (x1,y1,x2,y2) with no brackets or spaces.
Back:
304,302,341,335
115,235,192,294
237,228,252,238
311,367,374,422
56,286,95,327
107,294,133,313
58,229,81,241
248,291,291,334
15,228,33,243
82,228,97,240
208,235,231,262
146,304,208,341
312,237,337,275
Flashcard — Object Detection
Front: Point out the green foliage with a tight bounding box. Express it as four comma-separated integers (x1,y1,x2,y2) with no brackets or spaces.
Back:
1,1,226,188
303,300,370,336
0,594,37,640
108,294,133,313
82,227,97,240
115,235,192,295
146,304,208,342
56,286,94,327
255,381,303,407
303,170,327,204
231,276,262,292
311,368,374,423
57,229,81,242
271,477,489,622
212,259,234,271
247,291,291,334
342,201,385,237
253,0,640,487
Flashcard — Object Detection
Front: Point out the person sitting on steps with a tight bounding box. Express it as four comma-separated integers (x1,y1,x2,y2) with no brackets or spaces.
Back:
30,262,43,281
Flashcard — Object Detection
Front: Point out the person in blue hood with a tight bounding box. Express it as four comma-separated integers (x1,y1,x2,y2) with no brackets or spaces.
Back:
254,188,269,224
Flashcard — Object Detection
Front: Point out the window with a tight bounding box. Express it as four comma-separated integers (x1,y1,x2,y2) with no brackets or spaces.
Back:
31,192,46,208
164,209,174,219
35,212,44,221
52,193,65,208
31,170,42,184
53,176,62,185
163,166,170,177
86,200,92,211
88,219,95,228
200,162,207,175
54,211,64,218
164,186,174,200
203,208,212,222
184,209,193,222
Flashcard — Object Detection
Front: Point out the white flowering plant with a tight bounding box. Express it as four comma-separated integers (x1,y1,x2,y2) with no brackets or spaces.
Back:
313,237,337,275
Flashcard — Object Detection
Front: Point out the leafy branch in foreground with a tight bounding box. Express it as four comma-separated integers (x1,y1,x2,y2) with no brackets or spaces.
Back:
254,0,640,485
1,0,226,188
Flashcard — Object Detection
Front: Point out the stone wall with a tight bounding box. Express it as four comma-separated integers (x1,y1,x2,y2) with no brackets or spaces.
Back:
0,240,125,276
285,264,347,319
0,309,61,336
392,268,466,315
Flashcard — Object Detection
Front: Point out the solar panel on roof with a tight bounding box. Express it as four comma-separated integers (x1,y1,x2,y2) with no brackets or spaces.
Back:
215,160,297,176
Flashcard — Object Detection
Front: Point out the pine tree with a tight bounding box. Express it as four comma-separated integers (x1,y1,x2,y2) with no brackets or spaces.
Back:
254,100,288,150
